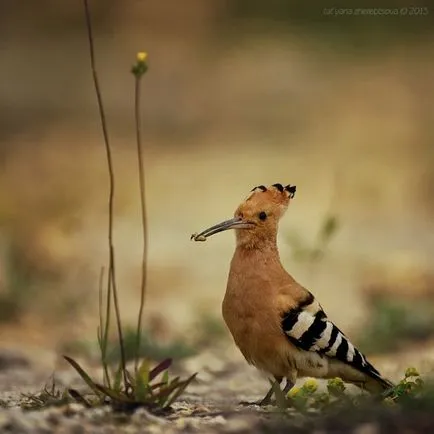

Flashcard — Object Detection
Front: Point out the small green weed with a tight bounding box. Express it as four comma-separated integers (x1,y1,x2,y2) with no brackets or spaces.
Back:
65,356,196,412
270,367,426,413
262,369,434,433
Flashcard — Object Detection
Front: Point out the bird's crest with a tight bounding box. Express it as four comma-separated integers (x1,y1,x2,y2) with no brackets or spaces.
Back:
190,183,297,244
246,183,296,202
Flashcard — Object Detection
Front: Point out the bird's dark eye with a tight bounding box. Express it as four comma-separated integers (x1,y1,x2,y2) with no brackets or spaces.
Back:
258,211,267,221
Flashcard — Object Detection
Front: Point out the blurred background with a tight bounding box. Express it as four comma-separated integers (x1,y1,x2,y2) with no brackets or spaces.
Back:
0,0,434,367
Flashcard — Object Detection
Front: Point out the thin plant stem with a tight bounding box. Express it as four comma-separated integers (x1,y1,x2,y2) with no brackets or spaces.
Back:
82,0,127,386
97,267,111,387
134,74,148,372
103,270,113,385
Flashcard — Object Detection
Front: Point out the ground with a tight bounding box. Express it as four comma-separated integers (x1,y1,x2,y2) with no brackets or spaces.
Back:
0,340,433,433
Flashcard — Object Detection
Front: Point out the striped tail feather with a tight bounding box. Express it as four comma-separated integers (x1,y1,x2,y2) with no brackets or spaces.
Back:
281,292,394,392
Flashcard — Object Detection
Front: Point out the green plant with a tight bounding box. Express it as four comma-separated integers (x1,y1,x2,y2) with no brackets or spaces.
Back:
269,368,426,413
386,367,425,403
132,50,149,373
62,0,196,412
65,356,196,411
260,369,434,434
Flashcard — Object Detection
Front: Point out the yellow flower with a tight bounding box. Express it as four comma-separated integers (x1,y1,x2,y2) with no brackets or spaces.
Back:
287,386,301,398
327,377,346,395
136,51,148,63
405,367,419,378
303,378,318,393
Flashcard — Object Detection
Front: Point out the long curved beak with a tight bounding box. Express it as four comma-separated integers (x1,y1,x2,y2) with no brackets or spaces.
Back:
191,217,254,241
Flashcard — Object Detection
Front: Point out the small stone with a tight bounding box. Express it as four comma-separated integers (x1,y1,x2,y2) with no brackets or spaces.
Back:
210,415,227,425
64,403,86,417
44,407,63,426
88,407,107,424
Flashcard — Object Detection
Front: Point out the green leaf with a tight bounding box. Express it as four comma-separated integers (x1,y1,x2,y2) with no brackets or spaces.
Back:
135,377,148,401
113,363,123,393
169,376,180,387
134,359,151,401
68,389,92,408
164,373,197,408
125,370,136,388
149,381,166,390
135,367,147,400
94,384,135,403
154,377,182,407
63,356,103,398
162,370,169,386
138,359,150,386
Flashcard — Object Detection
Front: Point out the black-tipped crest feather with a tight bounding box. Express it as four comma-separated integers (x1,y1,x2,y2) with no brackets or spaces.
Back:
285,185,296,198
251,185,267,192
272,183,284,192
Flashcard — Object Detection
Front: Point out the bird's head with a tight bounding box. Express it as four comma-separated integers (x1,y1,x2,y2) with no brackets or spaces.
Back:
191,183,296,248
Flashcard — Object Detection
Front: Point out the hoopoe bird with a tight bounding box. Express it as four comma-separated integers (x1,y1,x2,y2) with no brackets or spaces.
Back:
191,183,393,405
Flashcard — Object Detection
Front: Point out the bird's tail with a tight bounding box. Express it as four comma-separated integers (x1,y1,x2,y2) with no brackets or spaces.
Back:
363,372,395,394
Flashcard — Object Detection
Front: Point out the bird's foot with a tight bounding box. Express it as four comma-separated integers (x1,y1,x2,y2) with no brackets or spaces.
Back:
238,386,275,407
238,378,294,407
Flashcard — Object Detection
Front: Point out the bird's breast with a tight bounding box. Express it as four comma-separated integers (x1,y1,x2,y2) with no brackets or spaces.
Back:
222,277,289,374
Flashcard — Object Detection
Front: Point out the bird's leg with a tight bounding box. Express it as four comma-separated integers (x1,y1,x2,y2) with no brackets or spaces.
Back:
258,384,276,406
282,378,294,395
259,377,294,406
239,376,283,407
259,376,295,405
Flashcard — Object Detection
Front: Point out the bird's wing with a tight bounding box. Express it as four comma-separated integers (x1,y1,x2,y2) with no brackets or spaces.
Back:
281,290,391,387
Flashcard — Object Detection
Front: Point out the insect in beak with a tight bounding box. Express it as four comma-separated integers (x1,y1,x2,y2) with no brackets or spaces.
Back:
191,217,255,242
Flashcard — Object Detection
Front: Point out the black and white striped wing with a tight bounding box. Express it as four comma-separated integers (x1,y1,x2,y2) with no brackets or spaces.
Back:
281,292,385,383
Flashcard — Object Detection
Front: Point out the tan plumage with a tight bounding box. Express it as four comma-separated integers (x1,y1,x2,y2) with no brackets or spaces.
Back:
192,183,393,404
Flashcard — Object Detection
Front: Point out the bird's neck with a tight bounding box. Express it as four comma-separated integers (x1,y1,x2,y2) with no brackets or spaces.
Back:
233,238,281,263
235,231,277,251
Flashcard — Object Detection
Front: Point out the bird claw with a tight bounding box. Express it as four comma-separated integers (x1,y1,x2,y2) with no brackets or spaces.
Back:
238,398,275,407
